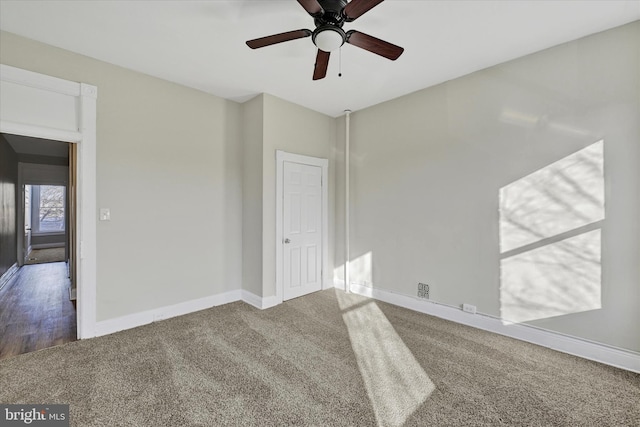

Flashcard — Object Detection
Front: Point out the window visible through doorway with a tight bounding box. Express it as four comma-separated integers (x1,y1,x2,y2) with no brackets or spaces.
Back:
31,185,66,234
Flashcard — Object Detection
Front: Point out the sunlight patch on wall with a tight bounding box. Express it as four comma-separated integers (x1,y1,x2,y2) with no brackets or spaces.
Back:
351,251,373,286
333,263,345,287
337,291,434,427
333,251,373,289
499,141,604,323
500,141,604,252
501,229,601,323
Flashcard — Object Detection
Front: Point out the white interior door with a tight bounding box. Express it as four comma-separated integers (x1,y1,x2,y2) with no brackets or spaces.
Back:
283,161,323,300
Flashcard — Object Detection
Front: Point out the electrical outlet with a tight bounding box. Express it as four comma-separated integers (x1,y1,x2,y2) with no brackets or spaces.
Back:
462,303,476,314
417,282,429,299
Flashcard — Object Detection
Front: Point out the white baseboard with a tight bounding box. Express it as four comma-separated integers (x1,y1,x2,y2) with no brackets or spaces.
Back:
69,287,76,301
261,295,280,309
0,263,19,291
348,283,640,373
333,278,347,292
241,290,262,309
241,290,280,309
93,289,242,337
87,281,640,372
92,288,284,338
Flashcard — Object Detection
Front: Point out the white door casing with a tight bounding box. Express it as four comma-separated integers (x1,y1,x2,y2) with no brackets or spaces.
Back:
24,184,32,262
276,150,329,303
283,162,322,300
0,64,97,339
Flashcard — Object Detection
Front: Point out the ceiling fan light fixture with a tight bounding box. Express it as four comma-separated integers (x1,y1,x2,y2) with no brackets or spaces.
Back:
313,26,345,52
246,0,404,80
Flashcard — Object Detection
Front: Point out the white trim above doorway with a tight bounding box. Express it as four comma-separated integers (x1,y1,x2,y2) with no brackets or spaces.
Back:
275,150,329,304
0,64,97,339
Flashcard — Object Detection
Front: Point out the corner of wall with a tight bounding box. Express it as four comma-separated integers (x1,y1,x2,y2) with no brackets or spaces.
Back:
241,93,265,297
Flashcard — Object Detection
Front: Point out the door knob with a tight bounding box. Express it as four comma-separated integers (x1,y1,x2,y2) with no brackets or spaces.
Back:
284,238,291,244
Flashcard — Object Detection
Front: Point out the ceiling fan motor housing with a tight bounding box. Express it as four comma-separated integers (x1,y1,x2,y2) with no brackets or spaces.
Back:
314,0,349,26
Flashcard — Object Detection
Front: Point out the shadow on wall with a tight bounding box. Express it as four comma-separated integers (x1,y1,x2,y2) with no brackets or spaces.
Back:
499,140,604,324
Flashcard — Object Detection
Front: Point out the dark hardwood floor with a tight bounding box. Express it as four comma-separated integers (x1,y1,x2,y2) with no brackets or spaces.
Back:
0,262,76,360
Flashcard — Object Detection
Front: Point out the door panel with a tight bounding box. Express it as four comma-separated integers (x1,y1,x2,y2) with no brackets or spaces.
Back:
283,162,322,300
290,247,301,288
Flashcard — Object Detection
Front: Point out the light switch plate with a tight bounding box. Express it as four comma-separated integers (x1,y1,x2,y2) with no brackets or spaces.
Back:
99,208,111,221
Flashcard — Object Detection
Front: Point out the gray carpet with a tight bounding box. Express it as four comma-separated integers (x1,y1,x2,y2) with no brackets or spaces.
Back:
1,289,638,426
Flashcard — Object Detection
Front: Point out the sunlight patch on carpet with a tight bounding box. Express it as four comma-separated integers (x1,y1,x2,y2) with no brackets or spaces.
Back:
337,291,435,427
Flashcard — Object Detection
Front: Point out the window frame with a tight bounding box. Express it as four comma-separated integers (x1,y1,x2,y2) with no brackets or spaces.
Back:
31,184,67,235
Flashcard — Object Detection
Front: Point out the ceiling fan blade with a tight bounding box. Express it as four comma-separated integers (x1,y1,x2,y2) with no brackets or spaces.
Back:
246,29,312,49
346,30,404,60
297,0,324,17
343,0,384,21
313,50,330,80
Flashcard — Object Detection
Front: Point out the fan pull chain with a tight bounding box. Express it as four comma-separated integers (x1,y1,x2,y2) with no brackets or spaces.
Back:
338,46,342,77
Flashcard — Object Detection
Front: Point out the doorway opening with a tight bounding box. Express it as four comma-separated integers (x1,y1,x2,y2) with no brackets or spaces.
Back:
0,63,97,340
0,133,77,359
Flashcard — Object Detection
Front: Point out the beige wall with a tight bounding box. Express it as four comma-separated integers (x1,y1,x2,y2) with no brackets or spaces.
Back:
0,32,336,317
0,134,18,279
338,22,640,351
0,31,244,320
2,21,636,353
240,94,336,298
241,95,264,296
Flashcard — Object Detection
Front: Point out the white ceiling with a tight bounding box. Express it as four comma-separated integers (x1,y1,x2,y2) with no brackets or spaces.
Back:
0,1,638,117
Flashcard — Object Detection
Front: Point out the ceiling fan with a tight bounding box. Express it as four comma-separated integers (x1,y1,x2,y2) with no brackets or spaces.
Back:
246,0,404,80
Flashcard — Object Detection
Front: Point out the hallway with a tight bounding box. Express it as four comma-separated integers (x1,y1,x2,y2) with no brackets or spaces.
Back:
0,262,76,359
